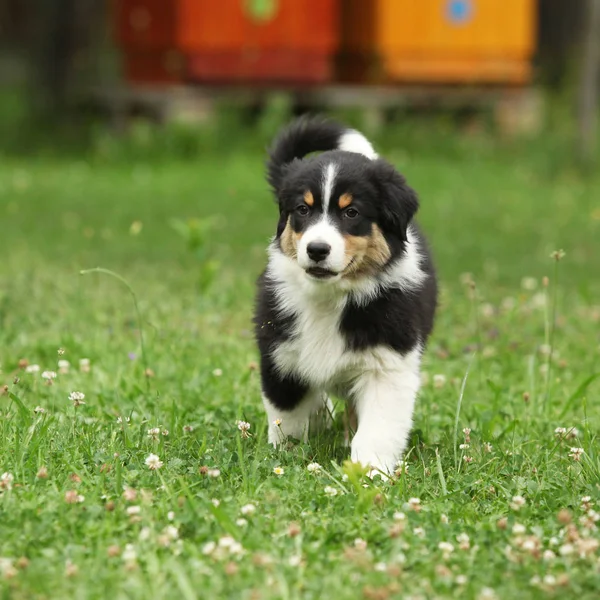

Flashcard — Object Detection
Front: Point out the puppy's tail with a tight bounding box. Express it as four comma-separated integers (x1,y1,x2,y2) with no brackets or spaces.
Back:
266,116,378,194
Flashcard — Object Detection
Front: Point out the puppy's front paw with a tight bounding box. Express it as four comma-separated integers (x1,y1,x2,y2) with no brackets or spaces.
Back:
350,445,398,480
268,422,286,447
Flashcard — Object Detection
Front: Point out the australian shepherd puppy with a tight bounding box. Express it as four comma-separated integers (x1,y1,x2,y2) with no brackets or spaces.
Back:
254,116,437,476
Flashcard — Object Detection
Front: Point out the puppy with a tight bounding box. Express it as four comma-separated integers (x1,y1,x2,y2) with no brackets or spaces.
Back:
254,117,437,475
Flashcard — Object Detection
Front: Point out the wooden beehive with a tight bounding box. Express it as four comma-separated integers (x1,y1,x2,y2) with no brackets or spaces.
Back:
340,0,537,84
115,0,340,84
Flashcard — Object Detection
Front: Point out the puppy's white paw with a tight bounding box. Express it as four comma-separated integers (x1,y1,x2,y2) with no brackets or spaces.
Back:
350,447,397,481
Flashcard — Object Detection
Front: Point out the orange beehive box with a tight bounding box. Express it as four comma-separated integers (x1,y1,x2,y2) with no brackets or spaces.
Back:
115,0,340,84
341,0,537,84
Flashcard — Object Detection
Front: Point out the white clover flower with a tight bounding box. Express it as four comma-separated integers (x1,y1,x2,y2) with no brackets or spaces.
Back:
569,447,584,461
407,497,421,511
123,488,137,502
236,420,251,438
126,506,141,516
512,523,526,535
0,472,14,491
212,368,223,377
236,518,248,527
438,541,454,555
145,453,163,470
122,544,137,562
25,364,40,373
207,468,220,478
34,406,46,414
543,549,556,561
68,391,86,406
79,358,91,373
42,371,57,380
478,587,498,600
240,503,256,516
393,512,406,521
164,525,179,540
558,543,575,556
64,490,84,504
202,541,216,555
323,486,338,497
395,460,409,475
354,538,367,551
307,462,322,473
510,495,526,511
218,536,235,549
229,541,244,555
147,427,160,440
521,277,538,291
433,374,447,388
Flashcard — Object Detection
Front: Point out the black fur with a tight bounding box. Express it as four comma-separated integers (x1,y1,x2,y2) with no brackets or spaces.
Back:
266,116,346,196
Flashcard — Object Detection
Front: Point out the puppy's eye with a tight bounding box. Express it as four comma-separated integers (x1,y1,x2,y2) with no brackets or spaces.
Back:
296,205,310,216
344,207,360,219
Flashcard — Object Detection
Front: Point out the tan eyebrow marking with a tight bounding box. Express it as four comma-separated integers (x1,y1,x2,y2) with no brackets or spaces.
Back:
338,193,353,209
304,191,314,206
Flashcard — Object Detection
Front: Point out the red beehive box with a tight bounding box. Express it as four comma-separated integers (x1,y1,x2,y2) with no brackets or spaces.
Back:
115,0,340,84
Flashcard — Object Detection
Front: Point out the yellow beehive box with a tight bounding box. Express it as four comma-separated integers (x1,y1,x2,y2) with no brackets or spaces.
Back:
341,0,537,84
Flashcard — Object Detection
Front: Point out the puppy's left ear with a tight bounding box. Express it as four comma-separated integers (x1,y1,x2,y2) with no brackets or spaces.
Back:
371,160,419,242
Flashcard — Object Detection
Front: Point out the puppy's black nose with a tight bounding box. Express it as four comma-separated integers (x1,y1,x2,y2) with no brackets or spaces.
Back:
307,241,331,262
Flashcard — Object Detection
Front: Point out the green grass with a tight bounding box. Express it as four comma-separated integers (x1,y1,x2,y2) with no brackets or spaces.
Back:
1,130,600,600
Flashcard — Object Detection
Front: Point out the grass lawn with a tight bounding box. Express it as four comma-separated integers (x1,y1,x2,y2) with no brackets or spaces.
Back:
1,129,600,599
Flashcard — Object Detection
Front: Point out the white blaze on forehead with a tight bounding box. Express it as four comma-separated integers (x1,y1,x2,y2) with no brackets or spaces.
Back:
338,130,378,160
321,163,338,210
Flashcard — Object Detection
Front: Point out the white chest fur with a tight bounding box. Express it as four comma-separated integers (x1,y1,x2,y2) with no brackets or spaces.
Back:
272,290,350,387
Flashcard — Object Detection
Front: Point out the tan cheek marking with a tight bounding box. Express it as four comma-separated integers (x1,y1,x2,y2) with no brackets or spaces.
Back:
304,191,314,207
280,217,299,259
365,223,392,266
338,193,352,209
343,233,369,262
343,224,391,278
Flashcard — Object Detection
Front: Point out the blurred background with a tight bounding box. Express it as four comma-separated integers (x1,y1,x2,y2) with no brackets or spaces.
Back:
0,0,598,160
0,0,599,303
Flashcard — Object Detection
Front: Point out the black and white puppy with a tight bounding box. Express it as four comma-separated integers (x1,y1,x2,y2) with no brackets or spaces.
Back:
254,117,437,475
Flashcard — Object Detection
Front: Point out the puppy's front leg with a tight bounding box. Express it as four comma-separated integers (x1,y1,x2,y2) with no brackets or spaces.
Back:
263,391,331,446
350,367,420,475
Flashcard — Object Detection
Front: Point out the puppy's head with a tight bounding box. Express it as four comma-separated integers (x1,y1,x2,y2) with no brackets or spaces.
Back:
274,152,418,282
